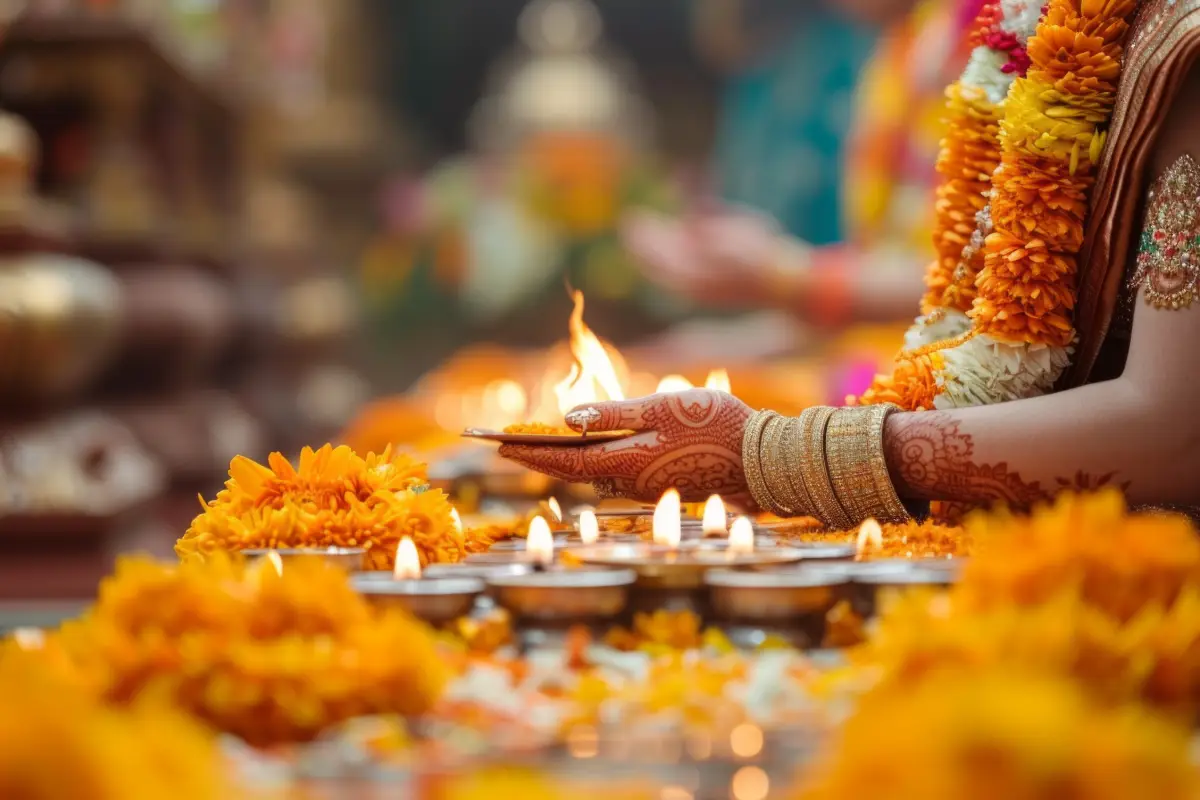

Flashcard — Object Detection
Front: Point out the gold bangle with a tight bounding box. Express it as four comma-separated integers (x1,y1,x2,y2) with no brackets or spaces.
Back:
761,413,801,516
742,410,779,514
800,406,854,530
781,412,817,518
869,404,910,523
825,405,910,525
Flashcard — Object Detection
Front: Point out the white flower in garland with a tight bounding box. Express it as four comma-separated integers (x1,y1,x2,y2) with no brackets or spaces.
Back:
934,336,1073,408
999,0,1043,40
960,46,1015,103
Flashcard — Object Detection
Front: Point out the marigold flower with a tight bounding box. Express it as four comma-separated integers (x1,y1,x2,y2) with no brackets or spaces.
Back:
177,444,466,569
959,490,1200,621
858,351,946,410
53,555,451,747
796,670,1198,800
0,649,231,800
848,587,1200,721
989,155,1092,250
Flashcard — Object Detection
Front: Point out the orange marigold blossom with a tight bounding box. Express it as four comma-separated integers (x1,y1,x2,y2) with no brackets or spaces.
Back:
794,669,1198,800
958,490,1200,621
989,155,1091,250
177,444,465,569
923,83,1003,312
53,555,451,747
843,587,1200,721
0,649,230,800
858,350,945,410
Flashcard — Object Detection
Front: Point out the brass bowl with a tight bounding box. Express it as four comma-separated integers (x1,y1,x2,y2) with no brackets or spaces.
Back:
572,543,805,590
487,568,636,622
352,574,485,625
242,547,365,571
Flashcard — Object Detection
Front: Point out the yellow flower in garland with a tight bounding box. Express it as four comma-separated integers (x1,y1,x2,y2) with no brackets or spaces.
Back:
177,444,466,569
54,555,451,747
958,490,1200,622
0,650,230,800
795,670,1198,800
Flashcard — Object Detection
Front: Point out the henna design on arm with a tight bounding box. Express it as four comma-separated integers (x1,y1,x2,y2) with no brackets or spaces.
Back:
883,412,1129,510
884,411,1048,509
500,390,753,505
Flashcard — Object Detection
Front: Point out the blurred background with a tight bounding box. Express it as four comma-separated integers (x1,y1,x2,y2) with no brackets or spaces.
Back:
0,0,973,616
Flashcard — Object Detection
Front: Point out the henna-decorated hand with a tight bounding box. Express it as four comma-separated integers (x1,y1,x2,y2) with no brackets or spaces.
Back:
498,389,755,506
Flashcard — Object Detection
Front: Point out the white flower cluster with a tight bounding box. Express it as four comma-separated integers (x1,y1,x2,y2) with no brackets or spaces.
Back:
934,335,1073,408
999,0,1044,41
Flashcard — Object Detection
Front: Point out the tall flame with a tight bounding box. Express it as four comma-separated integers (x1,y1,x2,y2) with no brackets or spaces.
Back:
653,488,682,548
266,551,284,577
547,496,563,522
450,507,464,535
554,291,625,415
394,537,422,579
705,368,731,393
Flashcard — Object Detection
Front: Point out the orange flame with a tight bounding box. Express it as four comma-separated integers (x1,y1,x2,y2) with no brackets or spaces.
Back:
554,291,626,415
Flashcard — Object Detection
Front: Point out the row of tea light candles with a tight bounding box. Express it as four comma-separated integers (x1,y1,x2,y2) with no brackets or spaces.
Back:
245,489,956,644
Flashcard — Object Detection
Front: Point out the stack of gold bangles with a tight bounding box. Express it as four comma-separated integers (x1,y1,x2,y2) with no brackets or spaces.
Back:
742,405,910,527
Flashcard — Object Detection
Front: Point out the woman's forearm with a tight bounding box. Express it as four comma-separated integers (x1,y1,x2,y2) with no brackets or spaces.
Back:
883,377,1200,508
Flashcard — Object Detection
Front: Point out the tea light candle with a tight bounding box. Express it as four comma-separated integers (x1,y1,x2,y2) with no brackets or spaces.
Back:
352,537,484,625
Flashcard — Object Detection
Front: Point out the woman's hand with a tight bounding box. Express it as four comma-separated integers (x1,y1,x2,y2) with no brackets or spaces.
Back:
620,209,803,309
498,389,754,506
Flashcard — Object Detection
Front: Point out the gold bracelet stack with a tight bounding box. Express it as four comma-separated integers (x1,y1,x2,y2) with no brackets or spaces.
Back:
742,405,909,528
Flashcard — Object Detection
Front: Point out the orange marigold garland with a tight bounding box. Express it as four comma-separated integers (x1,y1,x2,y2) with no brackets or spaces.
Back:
864,0,1138,410
176,444,467,570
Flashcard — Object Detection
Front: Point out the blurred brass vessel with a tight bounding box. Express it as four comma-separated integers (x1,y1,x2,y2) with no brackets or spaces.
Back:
0,252,123,401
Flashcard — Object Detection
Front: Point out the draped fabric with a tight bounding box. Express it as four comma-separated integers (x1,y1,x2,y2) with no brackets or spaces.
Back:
1063,0,1200,387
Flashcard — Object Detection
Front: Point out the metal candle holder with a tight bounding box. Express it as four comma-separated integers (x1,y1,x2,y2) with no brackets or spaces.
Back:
705,568,847,649
352,572,486,625
486,567,637,623
242,547,366,571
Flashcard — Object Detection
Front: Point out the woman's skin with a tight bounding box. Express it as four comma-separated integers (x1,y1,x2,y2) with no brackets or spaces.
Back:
500,76,1200,512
